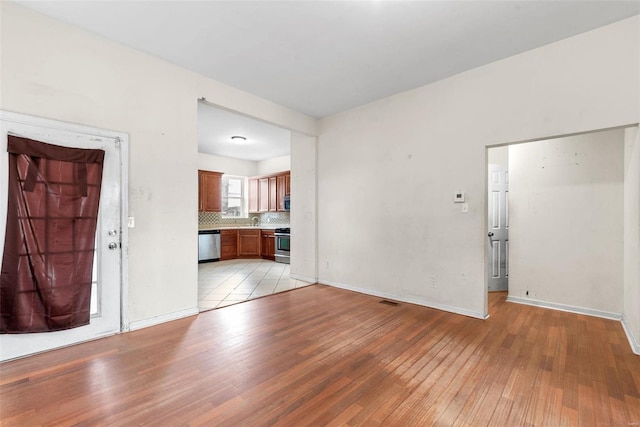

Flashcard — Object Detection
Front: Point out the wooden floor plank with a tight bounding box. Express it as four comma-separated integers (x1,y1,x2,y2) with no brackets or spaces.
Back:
1,285,639,426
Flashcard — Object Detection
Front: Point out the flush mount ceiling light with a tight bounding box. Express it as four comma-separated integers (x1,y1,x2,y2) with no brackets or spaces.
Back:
230,135,247,143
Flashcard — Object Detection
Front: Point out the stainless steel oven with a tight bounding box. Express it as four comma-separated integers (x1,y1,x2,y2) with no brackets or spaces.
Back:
274,227,290,264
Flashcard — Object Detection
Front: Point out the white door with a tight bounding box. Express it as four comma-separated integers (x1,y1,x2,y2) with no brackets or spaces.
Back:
0,111,126,361
487,164,509,292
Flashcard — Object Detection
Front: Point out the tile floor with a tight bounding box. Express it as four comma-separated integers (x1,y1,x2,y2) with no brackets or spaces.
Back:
198,259,313,311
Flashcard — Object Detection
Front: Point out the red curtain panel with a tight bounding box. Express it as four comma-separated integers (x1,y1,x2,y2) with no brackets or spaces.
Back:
1,135,104,333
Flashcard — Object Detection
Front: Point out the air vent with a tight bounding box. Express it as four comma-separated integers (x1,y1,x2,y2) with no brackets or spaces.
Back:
379,300,399,306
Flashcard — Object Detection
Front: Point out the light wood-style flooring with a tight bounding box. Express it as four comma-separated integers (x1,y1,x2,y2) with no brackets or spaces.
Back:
1,285,639,426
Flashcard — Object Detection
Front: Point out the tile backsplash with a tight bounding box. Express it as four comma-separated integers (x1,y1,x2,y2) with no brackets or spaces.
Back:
199,211,290,227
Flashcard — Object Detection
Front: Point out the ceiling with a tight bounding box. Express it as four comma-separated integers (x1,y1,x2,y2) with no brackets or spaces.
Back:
198,102,291,161
15,1,640,160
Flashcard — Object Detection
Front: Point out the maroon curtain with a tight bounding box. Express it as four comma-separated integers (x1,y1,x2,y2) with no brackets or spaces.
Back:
1,135,104,333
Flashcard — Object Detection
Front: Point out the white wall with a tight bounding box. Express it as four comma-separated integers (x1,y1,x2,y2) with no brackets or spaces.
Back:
488,146,508,166
624,127,640,353
198,152,258,177
197,153,291,177
508,129,624,315
257,155,291,175
290,133,317,283
0,2,316,328
317,16,639,318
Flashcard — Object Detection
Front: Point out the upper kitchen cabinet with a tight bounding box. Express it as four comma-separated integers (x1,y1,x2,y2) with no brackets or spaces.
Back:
248,178,259,213
276,172,290,210
258,178,270,212
249,171,290,213
269,176,278,212
198,170,223,212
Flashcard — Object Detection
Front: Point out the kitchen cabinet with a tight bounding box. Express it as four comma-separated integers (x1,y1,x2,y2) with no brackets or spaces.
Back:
238,229,260,257
248,171,290,213
214,228,278,261
276,172,290,211
198,170,222,212
248,178,259,213
220,229,238,260
258,178,269,212
261,229,275,260
269,176,277,212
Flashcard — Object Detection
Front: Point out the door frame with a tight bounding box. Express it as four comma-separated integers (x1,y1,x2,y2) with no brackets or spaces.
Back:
483,123,637,317
0,110,130,351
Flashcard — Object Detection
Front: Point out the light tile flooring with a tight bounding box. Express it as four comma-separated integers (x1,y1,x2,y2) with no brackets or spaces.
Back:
198,259,313,311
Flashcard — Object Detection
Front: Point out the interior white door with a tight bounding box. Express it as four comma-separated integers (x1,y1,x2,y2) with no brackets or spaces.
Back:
487,164,509,292
0,111,126,361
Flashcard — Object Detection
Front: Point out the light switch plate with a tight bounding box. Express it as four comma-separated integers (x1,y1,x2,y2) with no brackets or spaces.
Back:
461,203,469,213
127,216,135,228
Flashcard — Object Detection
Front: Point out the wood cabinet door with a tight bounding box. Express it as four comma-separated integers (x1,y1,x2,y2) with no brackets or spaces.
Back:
248,178,259,213
238,229,260,257
261,230,275,259
269,176,277,212
267,235,275,257
198,170,222,212
261,233,269,257
275,172,291,211
276,174,286,211
285,172,291,196
259,178,269,212
220,229,238,260
198,173,204,211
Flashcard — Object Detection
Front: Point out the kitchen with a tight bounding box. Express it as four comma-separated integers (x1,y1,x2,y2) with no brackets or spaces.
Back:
196,101,309,311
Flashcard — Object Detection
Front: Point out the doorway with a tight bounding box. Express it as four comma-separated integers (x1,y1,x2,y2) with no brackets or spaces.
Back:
485,128,627,317
0,111,128,361
487,156,509,292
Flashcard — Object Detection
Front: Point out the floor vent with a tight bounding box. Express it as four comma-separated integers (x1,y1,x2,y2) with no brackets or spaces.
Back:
379,300,399,306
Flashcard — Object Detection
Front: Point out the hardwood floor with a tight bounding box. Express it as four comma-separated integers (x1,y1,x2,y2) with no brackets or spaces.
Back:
1,285,639,426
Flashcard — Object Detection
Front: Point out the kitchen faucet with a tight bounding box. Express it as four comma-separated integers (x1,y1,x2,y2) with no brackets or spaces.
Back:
252,216,259,227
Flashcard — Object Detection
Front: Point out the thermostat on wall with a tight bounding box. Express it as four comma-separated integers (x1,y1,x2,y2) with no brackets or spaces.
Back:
453,192,465,203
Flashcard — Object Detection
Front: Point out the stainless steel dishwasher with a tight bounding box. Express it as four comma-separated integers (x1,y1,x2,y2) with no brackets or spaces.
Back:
198,229,221,263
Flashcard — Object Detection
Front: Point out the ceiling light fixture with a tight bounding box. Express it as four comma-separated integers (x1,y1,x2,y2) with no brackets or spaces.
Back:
230,135,247,143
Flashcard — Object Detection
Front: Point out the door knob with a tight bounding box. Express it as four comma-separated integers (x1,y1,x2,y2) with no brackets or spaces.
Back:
108,242,118,250
487,232,494,237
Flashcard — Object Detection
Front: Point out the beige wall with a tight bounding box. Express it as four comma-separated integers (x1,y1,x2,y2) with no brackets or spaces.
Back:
508,129,624,315
317,16,639,318
198,153,258,177
257,155,291,175
0,2,315,327
198,153,291,178
624,127,640,353
290,133,317,282
487,146,508,166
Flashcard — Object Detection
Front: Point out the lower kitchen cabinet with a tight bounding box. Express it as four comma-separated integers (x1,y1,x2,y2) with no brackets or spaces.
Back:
220,229,238,260
238,229,261,257
261,230,275,260
214,228,278,261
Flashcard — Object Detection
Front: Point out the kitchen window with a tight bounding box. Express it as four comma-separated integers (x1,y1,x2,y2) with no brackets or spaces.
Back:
222,175,246,218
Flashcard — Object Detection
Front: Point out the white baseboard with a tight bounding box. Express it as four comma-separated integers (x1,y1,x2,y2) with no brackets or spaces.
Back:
622,315,640,355
320,279,487,320
128,307,199,331
506,295,622,320
290,273,317,284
